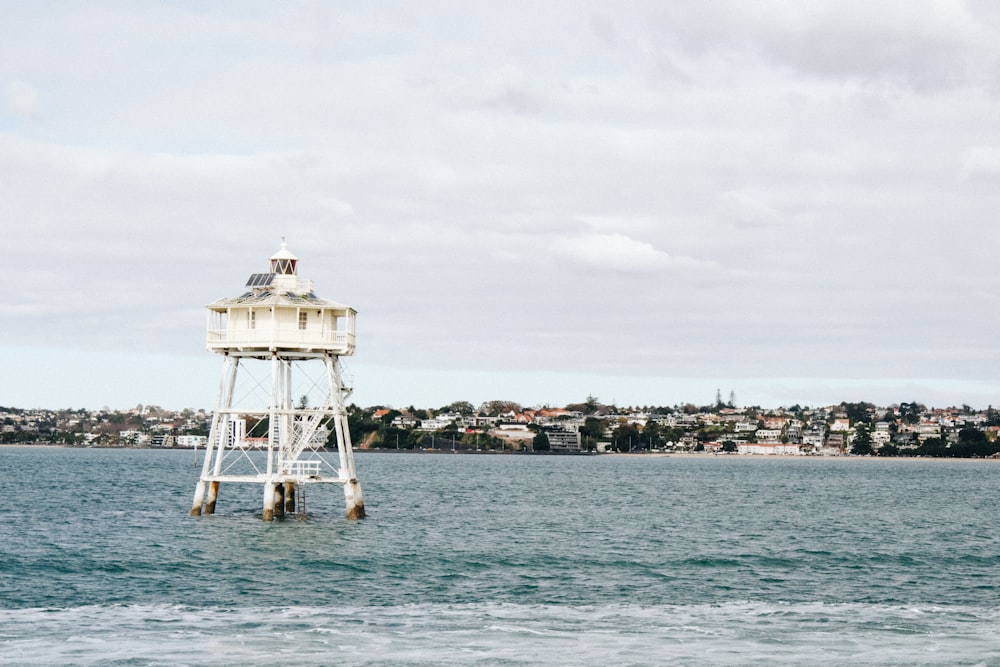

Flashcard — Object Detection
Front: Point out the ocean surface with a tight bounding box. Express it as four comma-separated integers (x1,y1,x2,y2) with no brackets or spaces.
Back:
1,447,998,666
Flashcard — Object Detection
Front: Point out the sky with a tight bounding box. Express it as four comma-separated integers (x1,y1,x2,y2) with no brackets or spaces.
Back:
3,1,1000,411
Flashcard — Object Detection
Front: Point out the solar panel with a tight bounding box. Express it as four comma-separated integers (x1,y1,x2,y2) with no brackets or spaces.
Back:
245,273,276,288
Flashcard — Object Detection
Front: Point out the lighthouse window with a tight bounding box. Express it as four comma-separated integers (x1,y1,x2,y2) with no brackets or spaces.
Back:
298,312,307,330
248,311,256,329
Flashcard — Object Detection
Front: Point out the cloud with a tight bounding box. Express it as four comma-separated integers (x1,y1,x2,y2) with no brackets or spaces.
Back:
315,196,356,218
472,64,546,114
647,0,995,89
2,3,1000,409
717,190,783,229
575,215,657,234
554,232,704,273
3,80,39,118
960,145,1000,180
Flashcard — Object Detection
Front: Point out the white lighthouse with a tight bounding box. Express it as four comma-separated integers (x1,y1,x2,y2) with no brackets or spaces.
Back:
190,242,365,521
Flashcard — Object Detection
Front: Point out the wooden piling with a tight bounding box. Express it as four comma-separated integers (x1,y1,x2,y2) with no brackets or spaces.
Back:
274,483,285,518
285,482,296,514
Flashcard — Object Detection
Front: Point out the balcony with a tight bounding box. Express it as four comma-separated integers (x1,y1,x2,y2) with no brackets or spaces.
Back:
207,325,356,356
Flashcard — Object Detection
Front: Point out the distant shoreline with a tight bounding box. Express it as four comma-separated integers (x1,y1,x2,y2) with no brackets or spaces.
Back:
601,451,999,461
3,443,997,461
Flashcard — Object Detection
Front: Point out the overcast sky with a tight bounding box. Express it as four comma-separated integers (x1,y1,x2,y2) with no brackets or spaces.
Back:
3,1,1000,411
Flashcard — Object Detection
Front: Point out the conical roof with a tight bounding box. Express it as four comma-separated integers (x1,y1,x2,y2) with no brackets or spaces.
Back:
270,242,297,261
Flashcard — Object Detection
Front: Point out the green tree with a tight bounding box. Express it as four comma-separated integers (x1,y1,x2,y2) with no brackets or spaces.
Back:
841,402,874,425
441,401,475,415
698,425,725,444
658,425,684,447
642,421,663,449
953,427,997,458
611,422,640,452
247,416,269,437
899,402,923,424
374,426,411,449
579,417,605,451
878,442,900,457
916,437,947,457
345,406,378,446
565,395,602,414
850,424,874,456
986,405,1000,427
438,420,460,434
478,400,522,417
532,431,550,451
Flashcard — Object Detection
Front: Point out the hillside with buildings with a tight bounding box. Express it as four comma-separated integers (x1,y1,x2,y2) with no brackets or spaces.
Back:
4,398,1000,458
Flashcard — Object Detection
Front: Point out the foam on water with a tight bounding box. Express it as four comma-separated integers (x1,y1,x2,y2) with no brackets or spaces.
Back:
3,602,999,666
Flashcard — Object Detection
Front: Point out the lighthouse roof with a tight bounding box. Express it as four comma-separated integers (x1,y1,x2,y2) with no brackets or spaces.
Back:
208,290,354,312
270,242,297,261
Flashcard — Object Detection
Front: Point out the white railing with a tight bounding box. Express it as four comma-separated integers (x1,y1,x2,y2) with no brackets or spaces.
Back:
288,459,322,479
207,328,355,350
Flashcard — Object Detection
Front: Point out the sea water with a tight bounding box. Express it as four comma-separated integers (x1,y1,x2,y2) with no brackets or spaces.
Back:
1,447,998,665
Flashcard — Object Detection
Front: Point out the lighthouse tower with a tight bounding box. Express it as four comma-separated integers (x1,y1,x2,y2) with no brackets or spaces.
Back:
190,242,365,521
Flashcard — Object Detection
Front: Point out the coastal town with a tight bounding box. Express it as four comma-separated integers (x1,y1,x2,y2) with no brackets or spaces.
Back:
4,396,1000,458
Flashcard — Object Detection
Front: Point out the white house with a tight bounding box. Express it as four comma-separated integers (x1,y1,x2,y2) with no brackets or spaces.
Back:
546,428,582,452
754,429,783,444
737,442,800,455
177,435,208,448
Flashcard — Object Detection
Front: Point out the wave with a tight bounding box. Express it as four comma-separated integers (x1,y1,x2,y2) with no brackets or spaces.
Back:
3,601,999,666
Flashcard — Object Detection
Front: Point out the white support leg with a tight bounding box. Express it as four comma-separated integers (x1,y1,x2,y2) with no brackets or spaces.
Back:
192,355,235,516
334,412,365,520
262,354,278,521
263,481,276,521
190,480,207,517
205,481,220,515
327,356,365,519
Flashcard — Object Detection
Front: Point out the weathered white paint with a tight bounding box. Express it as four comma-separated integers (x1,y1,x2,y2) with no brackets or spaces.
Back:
205,261,357,356
189,243,365,522
190,480,206,516
344,479,365,521
262,481,276,522
205,480,220,515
